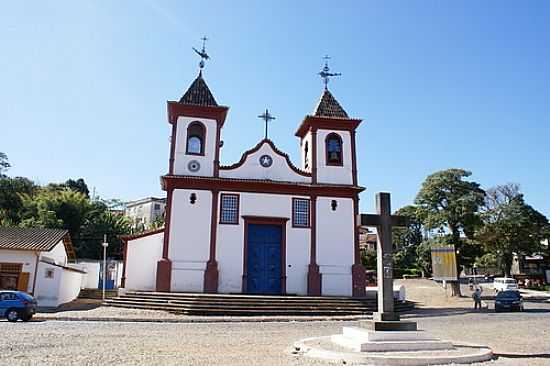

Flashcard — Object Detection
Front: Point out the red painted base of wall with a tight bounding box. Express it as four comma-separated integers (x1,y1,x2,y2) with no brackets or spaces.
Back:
156,258,172,292
307,264,322,296
203,260,219,293
352,263,367,297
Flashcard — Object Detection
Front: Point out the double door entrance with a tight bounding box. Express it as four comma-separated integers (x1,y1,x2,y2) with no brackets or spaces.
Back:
246,224,283,295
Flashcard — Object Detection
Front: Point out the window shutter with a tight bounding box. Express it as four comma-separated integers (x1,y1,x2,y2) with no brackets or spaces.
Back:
17,272,30,292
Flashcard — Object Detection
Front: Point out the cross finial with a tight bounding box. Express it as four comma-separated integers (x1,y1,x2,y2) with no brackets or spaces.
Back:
258,109,276,140
192,36,210,73
318,55,341,90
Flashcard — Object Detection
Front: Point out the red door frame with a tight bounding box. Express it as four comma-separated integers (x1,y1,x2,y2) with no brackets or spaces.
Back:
241,216,288,295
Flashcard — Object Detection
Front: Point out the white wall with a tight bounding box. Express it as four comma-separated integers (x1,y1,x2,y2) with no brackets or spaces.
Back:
316,197,355,296
40,241,67,265
34,262,84,307
220,141,311,183
169,189,212,292
316,129,353,185
216,192,310,295
125,232,164,291
0,249,38,293
77,261,100,289
173,116,218,176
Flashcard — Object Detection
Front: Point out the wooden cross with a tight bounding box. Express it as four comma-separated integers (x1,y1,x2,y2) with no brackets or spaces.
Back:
360,192,407,321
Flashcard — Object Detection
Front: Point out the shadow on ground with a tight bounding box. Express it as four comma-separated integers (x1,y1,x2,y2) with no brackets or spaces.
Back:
38,299,102,313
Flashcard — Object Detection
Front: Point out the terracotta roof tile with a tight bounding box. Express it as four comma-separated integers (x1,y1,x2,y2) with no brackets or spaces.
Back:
313,89,349,118
179,73,218,106
0,227,69,252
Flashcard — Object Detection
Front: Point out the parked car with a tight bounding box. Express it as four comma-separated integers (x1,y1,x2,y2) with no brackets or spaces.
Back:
0,291,37,322
494,290,524,312
493,277,518,293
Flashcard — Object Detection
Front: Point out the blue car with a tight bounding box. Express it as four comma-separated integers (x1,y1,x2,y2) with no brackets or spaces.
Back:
0,291,37,322
494,290,524,312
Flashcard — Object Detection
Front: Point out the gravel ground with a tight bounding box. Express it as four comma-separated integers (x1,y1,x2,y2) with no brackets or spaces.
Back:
2,280,548,365
2,301,550,366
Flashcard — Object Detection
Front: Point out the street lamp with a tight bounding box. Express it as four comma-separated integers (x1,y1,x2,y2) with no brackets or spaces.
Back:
102,234,109,301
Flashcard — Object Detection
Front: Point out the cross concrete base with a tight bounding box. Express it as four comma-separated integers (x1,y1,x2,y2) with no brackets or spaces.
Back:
332,326,454,353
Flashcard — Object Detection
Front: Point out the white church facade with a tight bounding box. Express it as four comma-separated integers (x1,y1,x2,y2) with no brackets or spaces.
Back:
122,61,367,297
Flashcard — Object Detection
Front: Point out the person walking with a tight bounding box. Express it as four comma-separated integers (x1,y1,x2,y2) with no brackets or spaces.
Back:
472,287,482,310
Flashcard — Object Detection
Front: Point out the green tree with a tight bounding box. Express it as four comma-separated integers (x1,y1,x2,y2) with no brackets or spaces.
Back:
392,205,424,273
0,176,37,225
0,152,10,177
415,169,486,295
18,188,91,250
477,184,549,276
77,209,132,259
361,248,377,270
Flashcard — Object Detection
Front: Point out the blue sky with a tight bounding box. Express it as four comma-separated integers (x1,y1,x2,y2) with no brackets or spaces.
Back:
1,1,549,216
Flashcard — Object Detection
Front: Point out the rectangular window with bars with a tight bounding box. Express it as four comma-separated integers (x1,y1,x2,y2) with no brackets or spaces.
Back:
220,194,239,224
292,198,310,228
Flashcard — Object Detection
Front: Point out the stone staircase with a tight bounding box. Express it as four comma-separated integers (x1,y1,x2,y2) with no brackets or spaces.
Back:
79,288,119,300
104,291,415,316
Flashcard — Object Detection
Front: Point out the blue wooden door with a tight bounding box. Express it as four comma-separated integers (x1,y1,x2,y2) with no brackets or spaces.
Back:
247,224,282,294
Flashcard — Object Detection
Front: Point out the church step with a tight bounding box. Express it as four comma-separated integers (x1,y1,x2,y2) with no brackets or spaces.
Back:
121,292,378,305
104,296,414,316
79,289,118,299
119,294,377,306
107,298,374,311
124,291,373,302
103,302,370,315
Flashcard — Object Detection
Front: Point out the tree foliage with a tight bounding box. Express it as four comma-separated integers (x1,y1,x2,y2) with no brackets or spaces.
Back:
477,184,549,276
0,175,131,260
0,152,10,177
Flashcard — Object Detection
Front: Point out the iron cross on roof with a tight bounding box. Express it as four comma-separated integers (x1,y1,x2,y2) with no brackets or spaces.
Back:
258,109,276,140
192,36,210,71
360,192,408,321
318,55,341,90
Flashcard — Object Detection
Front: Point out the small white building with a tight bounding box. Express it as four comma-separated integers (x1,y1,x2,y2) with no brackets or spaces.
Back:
125,197,166,228
0,227,85,307
122,63,367,297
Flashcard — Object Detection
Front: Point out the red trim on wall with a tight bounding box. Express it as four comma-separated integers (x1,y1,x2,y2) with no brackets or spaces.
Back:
167,102,229,126
307,195,321,295
311,130,318,184
352,194,366,297
351,130,358,186
161,189,174,259
162,175,364,198
214,122,221,177
120,228,165,242
169,123,177,175
241,216,289,295
220,138,311,178
295,115,362,138
204,190,219,293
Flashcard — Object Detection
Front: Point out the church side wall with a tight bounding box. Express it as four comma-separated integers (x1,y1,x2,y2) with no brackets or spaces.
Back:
173,116,217,176
316,197,354,296
315,129,353,185
216,192,310,295
169,189,212,292
125,232,163,291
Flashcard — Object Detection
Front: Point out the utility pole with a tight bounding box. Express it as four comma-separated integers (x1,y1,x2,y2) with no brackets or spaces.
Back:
102,234,109,301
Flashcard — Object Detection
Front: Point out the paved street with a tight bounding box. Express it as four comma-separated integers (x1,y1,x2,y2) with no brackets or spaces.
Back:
1,300,549,366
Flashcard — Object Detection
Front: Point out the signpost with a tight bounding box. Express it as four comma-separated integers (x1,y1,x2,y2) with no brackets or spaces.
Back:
431,246,458,282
